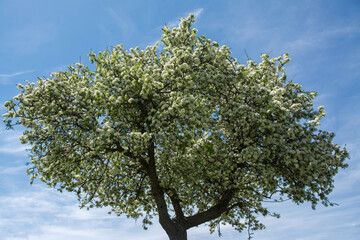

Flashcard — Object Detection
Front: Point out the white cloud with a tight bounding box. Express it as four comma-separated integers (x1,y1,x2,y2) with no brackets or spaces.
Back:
193,8,204,19
0,183,231,240
251,192,360,240
0,184,168,240
167,8,204,28
0,70,33,84
0,165,27,175
0,131,28,155
0,71,33,78
56,204,115,220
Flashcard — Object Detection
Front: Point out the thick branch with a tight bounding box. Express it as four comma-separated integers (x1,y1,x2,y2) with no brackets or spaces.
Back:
184,191,234,229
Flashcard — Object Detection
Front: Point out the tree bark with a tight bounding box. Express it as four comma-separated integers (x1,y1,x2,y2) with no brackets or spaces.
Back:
166,221,187,240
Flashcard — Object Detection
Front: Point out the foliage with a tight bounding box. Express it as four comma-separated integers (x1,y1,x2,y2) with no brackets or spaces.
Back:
3,14,348,239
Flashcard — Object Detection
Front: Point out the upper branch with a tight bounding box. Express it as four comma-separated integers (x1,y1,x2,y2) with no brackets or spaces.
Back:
167,189,185,221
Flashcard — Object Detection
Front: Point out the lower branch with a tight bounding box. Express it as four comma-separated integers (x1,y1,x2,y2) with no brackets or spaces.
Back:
184,191,234,229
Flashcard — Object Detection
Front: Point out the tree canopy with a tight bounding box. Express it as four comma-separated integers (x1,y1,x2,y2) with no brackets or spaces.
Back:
3,15,348,240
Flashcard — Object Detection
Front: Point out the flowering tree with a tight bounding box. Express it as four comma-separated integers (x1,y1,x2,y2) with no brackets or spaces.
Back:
3,15,348,240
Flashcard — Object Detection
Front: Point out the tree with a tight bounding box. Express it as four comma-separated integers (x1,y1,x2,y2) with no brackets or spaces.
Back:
3,15,348,240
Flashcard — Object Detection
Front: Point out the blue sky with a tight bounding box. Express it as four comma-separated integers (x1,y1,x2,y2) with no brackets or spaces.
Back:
0,0,359,239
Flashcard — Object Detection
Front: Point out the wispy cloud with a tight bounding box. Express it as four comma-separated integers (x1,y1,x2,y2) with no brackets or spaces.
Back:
0,185,167,240
97,24,113,38
250,190,360,240
0,165,27,175
193,8,204,18
105,7,136,38
0,70,33,84
4,23,56,54
0,131,28,155
167,8,204,28
0,71,33,78
285,25,360,53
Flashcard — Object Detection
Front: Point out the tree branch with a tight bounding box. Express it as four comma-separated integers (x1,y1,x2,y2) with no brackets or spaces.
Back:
184,191,234,229
167,189,185,221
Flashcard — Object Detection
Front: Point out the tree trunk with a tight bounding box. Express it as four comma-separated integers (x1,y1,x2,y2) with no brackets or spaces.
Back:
165,222,187,240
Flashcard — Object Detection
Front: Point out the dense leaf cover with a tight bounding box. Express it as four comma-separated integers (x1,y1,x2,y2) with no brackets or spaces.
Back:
3,15,348,239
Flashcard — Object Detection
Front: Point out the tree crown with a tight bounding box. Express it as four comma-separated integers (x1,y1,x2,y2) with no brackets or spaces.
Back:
3,14,348,237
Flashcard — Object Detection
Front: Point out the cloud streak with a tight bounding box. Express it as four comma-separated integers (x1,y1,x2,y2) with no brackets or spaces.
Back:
0,71,33,78
167,8,204,28
285,25,360,53
0,132,28,155
0,165,27,175
4,23,56,55
106,7,136,38
0,185,168,240
0,70,33,84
